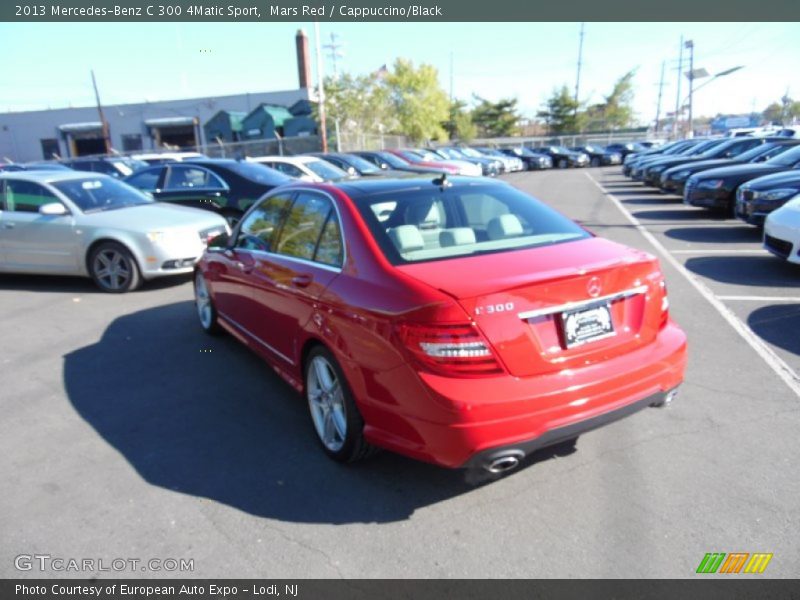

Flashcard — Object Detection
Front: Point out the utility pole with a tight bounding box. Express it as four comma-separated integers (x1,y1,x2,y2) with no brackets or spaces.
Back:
655,60,665,134
313,22,328,153
574,22,585,117
686,39,695,138
674,35,684,139
90,70,111,155
323,32,344,151
449,51,454,103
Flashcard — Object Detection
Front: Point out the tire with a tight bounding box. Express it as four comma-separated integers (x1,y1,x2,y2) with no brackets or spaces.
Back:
194,270,222,335
220,209,242,228
558,158,568,169
590,157,601,167
88,241,141,293
304,346,375,463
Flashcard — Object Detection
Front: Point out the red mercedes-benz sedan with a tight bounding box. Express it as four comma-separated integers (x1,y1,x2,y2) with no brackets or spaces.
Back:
194,175,686,473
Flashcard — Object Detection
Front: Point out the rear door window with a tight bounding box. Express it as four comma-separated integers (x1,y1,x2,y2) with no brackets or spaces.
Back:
275,192,339,264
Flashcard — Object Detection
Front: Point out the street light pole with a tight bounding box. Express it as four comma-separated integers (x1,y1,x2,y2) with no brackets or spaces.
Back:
686,40,694,138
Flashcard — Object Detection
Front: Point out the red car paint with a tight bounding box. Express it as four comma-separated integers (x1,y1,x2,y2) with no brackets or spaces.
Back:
196,177,687,468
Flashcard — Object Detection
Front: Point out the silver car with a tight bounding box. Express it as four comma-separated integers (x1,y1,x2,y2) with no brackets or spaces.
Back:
0,171,229,292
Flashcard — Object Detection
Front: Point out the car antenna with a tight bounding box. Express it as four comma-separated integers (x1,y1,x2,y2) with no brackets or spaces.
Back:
432,172,452,189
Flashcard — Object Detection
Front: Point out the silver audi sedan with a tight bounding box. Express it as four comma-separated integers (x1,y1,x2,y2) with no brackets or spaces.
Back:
0,170,229,292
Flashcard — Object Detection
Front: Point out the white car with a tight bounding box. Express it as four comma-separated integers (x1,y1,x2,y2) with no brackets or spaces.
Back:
763,193,800,265
131,152,208,165
0,171,229,292
246,155,351,182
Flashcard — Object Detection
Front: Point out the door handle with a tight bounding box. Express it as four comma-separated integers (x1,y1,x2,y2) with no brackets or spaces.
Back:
235,261,254,274
291,274,312,288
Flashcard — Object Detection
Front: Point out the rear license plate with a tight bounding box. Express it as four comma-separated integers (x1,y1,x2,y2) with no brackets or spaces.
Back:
561,303,615,348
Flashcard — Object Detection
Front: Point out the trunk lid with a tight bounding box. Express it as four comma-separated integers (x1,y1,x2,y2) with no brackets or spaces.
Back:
396,237,666,377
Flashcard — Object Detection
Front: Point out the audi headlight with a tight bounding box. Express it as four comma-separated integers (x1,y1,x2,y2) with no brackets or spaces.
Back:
671,170,691,181
755,188,798,201
697,179,724,190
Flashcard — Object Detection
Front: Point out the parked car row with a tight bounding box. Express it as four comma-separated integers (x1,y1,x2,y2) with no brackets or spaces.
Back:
621,134,800,266
0,138,667,297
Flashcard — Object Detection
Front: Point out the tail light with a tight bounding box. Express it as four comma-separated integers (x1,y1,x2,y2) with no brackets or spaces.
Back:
396,322,503,377
659,280,669,329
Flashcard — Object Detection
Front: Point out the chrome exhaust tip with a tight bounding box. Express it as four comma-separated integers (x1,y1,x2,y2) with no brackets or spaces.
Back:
485,453,522,474
652,387,679,408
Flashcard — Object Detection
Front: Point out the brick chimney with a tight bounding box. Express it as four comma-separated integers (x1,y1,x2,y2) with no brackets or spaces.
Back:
295,29,311,89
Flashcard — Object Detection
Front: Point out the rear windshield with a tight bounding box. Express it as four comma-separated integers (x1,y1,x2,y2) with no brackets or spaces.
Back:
354,182,590,265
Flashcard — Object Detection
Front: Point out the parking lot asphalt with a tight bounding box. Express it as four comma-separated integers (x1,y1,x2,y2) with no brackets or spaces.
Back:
1,167,798,579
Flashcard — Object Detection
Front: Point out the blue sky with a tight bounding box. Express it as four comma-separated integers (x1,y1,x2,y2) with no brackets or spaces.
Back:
1,22,798,123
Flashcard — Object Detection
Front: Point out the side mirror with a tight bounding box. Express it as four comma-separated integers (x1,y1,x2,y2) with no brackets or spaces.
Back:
207,232,230,249
347,166,357,175
39,202,68,216
380,162,390,170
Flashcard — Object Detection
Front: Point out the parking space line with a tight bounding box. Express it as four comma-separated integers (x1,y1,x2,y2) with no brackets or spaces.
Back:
585,171,800,399
717,296,800,302
669,249,766,255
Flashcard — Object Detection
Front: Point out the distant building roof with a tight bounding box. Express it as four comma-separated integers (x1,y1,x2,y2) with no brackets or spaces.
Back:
247,104,294,128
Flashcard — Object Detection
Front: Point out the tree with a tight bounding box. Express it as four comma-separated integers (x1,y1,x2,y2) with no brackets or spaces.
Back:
600,70,637,129
472,96,520,137
384,58,450,143
763,97,800,125
537,86,584,135
443,100,477,142
319,72,394,137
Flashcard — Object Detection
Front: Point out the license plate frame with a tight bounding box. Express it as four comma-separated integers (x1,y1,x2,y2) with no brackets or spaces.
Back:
560,302,616,348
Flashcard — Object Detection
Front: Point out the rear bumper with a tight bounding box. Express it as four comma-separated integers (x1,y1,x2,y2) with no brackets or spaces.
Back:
362,323,687,468
462,389,674,470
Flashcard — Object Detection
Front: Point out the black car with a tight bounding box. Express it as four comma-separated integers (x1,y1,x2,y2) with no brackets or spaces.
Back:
660,140,800,195
498,147,552,170
631,139,723,181
124,159,291,225
607,142,649,161
306,152,402,177
684,144,800,214
352,150,448,174
538,146,589,168
736,169,800,226
623,139,698,176
642,137,766,187
570,145,622,167
61,157,148,179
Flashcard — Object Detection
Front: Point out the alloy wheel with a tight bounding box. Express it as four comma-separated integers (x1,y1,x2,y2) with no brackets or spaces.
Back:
307,355,347,452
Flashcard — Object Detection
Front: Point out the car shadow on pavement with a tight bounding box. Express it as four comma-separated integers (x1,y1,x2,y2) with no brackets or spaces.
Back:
683,256,800,288
0,273,192,294
631,208,729,222
63,301,569,524
618,196,680,205
665,225,763,244
747,304,800,356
